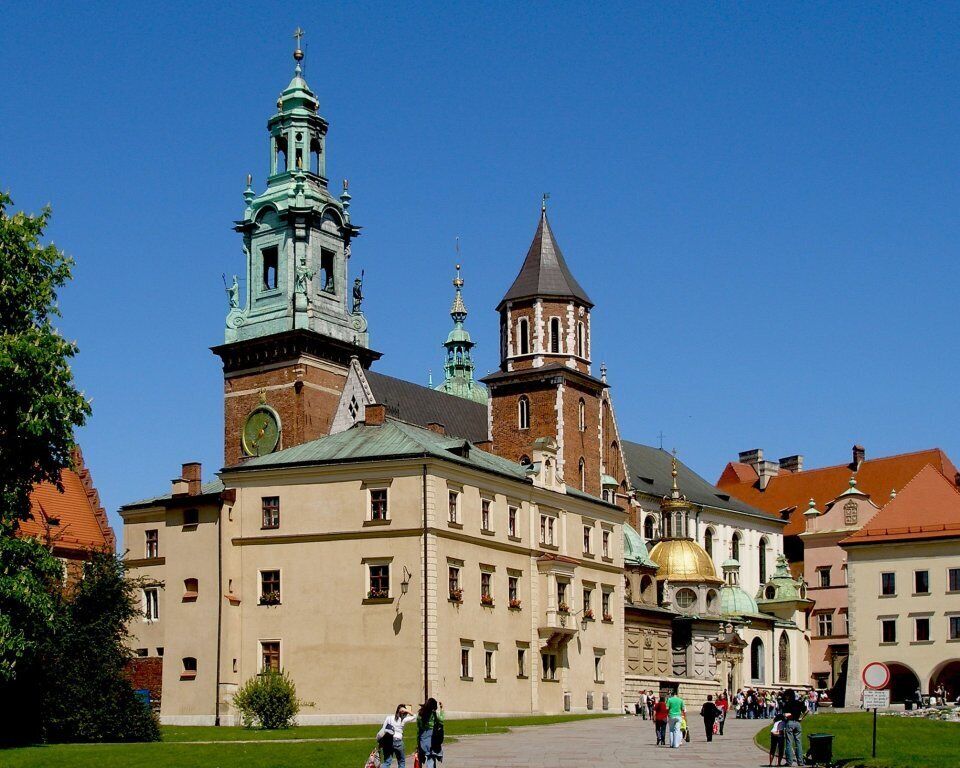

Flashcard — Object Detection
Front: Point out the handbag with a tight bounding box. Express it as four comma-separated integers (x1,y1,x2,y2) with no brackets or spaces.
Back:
713,720,719,735
364,747,382,768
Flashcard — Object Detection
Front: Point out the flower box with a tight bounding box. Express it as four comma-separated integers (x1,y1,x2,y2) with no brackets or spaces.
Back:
583,609,595,620
367,588,390,600
509,598,522,610
602,612,614,622
558,602,570,614
480,594,494,607
449,589,463,602
258,591,281,606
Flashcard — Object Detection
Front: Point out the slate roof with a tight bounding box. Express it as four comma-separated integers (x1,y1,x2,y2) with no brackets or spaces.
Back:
498,210,592,309
365,370,488,443
622,440,779,522
717,448,960,537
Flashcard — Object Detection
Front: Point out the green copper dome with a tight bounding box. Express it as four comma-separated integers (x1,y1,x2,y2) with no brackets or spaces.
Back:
718,558,758,615
435,265,487,405
624,524,658,569
756,554,809,604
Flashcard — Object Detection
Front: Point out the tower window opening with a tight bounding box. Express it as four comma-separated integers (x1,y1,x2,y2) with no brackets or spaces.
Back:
577,321,585,358
578,399,586,432
295,147,303,170
578,458,585,491
731,532,741,561
704,527,714,558
517,317,530,355
643,515,655,541
320,249,335,292
518,396,530,430
275,136,288,173
261,246,279,290
310,138,322,175
759,537,768,583
550,317,561,354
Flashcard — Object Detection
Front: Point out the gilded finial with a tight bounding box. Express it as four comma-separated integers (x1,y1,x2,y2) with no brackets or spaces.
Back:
293,27,305,70
541,192,550,213
671,449,679,488
453,263,463,289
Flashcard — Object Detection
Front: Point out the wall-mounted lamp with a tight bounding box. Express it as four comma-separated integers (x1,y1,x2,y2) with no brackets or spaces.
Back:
401,566,412,595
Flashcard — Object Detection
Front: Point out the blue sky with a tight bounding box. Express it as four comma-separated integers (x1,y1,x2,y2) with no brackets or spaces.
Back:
3,2,959,535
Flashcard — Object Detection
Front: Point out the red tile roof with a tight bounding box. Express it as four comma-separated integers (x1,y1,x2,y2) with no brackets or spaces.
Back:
717,448,959,537
21,448,115,556
842,464,960,545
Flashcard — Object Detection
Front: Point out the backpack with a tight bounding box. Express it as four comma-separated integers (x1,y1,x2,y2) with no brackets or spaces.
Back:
431,717,445,751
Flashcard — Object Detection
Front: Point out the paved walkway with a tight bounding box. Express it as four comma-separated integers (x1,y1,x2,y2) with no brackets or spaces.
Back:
448,714,768,767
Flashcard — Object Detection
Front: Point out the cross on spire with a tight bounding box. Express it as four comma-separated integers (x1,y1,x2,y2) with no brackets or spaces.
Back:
657,431,666,450
541,192,550,212
293,27,305,67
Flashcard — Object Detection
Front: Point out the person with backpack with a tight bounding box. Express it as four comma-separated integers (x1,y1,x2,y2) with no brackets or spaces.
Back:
416,698,445,768
377,704,416,768
699,695,721,743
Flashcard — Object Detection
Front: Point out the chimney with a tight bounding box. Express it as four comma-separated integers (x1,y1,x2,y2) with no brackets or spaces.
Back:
182,462,202,496
779,455,803,473
852,444,865,469
364,403,386,426
738,449,763,468
426,422,446,436
171,476,189,496
757,461,779,490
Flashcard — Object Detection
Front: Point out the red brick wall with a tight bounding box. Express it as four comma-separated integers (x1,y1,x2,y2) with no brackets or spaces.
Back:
489,381,558,464
561,380,602,497
127,657,163,709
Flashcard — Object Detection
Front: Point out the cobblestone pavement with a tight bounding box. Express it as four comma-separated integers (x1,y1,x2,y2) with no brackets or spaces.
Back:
447,714,768,767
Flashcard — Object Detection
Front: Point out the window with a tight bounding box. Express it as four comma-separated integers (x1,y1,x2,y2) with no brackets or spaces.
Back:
582,587,593,617
518,396,530,430
578,458,585,491
183,578,198,600
601,590,611,619
557,581,568,611
777,633,790,682
541,652,557,681
145,529,159,559
759,537,768,583
368,564,390,599
508,506,518,538
319,248,335,292
704,528,713,558
144,588,159,621
731,533,741,561
262,496,280,529
839,609,849,635
576,321,585,358
260,641,281,672
517,317,530,355
950,568,960,593
915,617,931,642
135,648,148,657
594,653,604,683
261,246,279,290
817,612,833,637
881,618,897,643
540,515,556,546
448,566,461,600
370,489,388,521
602,530,611,558
448,490,459,524
818,567,831,588
508,576,519,605
260,570,281,604
675,588,697,610
183,508,199,527
881,572,896,596
583,525,593,554
950,616,960,640
915,570,929,594
480,572,493,605
481,499,492,531
460,646,472,679
750,637,765,682
484,649,495,680
517,648,527,677
181,657,197,679
550,317,561,354
644,516,656,541
578,399,586,432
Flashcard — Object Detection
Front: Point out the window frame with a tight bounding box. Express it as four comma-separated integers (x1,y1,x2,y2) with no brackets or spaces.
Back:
260,640,281,673
518,396,530,430
517,317,530,356
448,489,460,525
914,569,930,595
949,567,960,593
145,529,159,559
582,524,593,555
143,587,160,622
818,567,832,588
880,617,897,644
881,572,896,596
261,496,280,530
541,652,557,681
369,488,389,522
549,316,561,354
507,506,518,539
481,498,492,532
259,569,281,605
460,644,473,680
914,616,931,643
540,514,557,547
517,646,527,678
949,615,960,640
816,611,833,638
367,562,391,600
601,529,611,559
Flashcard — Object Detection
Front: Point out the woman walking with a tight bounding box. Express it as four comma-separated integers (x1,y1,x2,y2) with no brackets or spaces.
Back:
700,695,721,743
716,691,729,735
416,698,445,768
378,704,416,768
653,695,669,745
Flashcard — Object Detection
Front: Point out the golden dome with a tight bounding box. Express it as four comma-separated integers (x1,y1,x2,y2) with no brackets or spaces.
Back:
649,538,722,583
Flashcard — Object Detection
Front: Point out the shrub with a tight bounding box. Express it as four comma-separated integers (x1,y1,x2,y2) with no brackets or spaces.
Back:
232,669,306,729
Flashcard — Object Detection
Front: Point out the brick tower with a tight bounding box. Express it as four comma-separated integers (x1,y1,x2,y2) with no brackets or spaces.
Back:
482,202,611,498
212,38,379,465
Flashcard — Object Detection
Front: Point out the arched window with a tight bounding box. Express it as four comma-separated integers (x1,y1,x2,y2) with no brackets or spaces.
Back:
578,399,586,432
550,317,561,354
644,515,656,541
517,317,530,355
706,589,718,612
578,458,585,491
759,537,768,583
640,575,654,603
519,454,531,466
731,532,741,561
577,321,585,358
704,528,714,558
751,638,765,683
778,632,790,683
518,396,530,430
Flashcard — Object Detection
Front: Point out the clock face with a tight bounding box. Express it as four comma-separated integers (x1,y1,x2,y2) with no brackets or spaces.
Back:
242,407,281,457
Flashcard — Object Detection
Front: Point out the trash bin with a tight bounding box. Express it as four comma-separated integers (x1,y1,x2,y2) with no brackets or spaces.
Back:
808,733,834,765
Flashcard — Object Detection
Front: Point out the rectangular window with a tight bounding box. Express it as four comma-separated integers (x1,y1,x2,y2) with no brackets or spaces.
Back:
540,515,555,546
460,647,471,679
594,654,604,683
881,618,897,643
915,617,931,642
145,529,159,559
508,506,518,538
319,248,335,292
181,657,197,678
518,318,530,355
557,581,568,610
369,488,388,520
481,499,491,531
261,246,279,290
915,570,929,594
881,572,896,596
183,508,199,527
261,497,280,529
818,567,831,588
602,590,611,619
480,572,493,604
817,613,833,637
144,588,159,621
541,652,557,681
368,564,390,598
950,568,960,593
448,491,459,524
602,530,611,558
448,566,461,599
950,616,960,640
508,576,519,604
484,649,495,680
550,317,561,354
582,588,593,618
583,525,593,554
260,641,280,672
517,648,527,678
260,570,281,604
839,609,849,635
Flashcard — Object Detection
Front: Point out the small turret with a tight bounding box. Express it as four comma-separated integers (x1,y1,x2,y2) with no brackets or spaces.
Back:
434,262,487,404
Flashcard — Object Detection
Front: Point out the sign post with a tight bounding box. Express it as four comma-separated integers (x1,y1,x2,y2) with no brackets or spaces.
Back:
862,662,891,759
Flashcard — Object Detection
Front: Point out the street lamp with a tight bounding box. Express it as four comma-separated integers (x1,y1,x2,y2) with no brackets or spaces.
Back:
400,566,412,595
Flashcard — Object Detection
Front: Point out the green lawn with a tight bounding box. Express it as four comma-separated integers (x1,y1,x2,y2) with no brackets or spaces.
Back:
753,711,960,768
1,713,611,768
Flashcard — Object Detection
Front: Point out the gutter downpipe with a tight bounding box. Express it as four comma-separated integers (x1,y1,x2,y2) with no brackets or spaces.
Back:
422,462,429,702
214,496,223,726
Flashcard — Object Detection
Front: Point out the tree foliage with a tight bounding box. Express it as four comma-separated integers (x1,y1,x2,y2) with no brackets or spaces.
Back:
233,669,306,729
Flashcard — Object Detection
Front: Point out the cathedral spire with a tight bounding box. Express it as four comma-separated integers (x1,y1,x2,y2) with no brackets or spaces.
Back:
434,261,487,405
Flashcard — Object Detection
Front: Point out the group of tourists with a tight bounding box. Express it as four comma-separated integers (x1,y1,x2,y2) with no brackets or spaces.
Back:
368,698,444,768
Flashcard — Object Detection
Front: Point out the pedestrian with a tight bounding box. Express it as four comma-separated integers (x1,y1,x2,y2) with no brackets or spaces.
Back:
666,690,686,748
377,704,416,768
416,698,445,768
781,689,806,766
806,688,818,714
716,691,729,735
648,691,656,719
700,695,721,743
769,714,785,766
638,690,648,719
654,695,669,745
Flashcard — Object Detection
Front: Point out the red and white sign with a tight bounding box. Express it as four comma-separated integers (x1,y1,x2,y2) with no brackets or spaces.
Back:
862,662,891,690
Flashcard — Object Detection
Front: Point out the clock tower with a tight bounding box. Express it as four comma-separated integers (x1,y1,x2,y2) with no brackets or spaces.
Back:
212,36,380,465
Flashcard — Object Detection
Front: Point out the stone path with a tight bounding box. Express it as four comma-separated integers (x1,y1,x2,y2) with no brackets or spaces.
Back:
447,714,768,767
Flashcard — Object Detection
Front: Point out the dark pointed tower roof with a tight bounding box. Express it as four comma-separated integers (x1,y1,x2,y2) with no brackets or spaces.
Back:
497,209,593,310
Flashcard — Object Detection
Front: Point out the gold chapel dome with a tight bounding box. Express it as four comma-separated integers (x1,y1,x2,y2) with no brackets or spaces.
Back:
648,538,722,583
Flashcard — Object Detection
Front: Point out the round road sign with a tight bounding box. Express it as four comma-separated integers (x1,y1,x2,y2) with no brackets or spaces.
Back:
862,661,891,690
